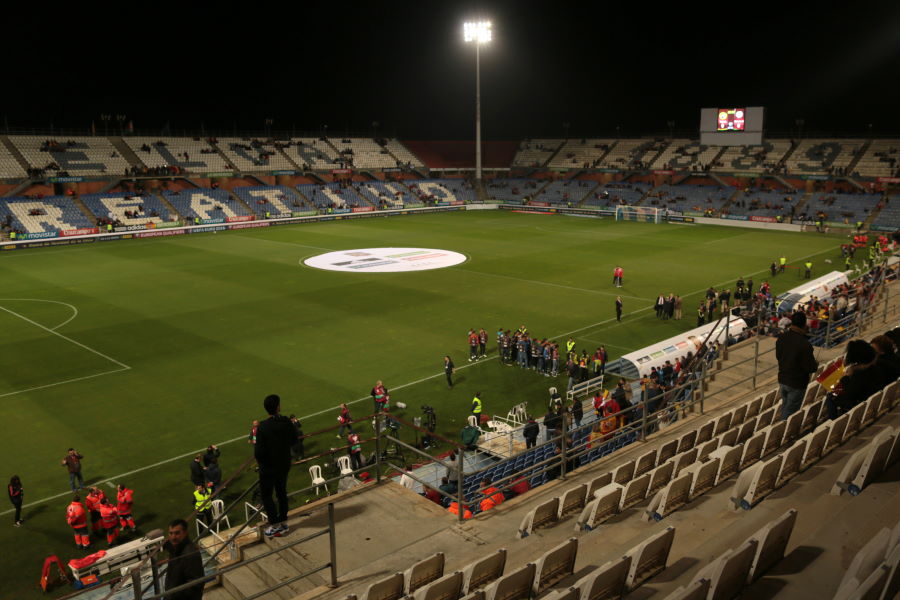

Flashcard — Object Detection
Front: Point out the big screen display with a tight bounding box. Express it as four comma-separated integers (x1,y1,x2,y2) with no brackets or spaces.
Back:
716,108,747,131
717,108,746,131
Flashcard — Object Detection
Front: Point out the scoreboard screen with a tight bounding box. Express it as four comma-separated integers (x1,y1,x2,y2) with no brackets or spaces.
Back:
717,108,746,131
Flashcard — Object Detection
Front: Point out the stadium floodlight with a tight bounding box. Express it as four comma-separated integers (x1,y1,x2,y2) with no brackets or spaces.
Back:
463,20,491,182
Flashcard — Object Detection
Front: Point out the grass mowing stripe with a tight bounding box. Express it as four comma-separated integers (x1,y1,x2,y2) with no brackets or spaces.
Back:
0,366,130,399
455,268,651,301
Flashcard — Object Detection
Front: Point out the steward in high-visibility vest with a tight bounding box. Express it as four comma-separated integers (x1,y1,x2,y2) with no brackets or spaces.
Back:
566,338,576,356
116,485,136,531
448,502,472,519
194,484,213,534
98,498,119,545
779,256,787,272
471,394,483,415
66,496,90,549
804,261,812,279
9,231,16,240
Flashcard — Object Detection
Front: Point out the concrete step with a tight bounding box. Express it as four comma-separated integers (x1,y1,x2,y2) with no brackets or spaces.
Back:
244,542,324,598
221,564,282,600
201,583,238,600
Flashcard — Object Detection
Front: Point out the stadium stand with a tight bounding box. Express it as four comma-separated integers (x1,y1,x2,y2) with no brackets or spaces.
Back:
230,185,305,216
713,140,793,173
124,137,232,173
548,139,614,169
582,182,650,207
650,140,723,171
784,138,865,176
296,183,370,209
645,184,734,214
800,191,881,224
330,138,398,170
80,193,173,225
286,138,342,170
0,140,31,178
10,135,133,176
512,139,563,168
531,180,597,206
484,178,543,203
217,138,296,172
598,139,665,170
855,140,900,178
407,179,477,203
0,195,94,234
162,188,253,220
353,181,418,208
383,139,425,168
726,188,797,218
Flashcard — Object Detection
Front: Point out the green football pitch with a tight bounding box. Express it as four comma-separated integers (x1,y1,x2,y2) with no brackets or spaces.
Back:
0,210,844,595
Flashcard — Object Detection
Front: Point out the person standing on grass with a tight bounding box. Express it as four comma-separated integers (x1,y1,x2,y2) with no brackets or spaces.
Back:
255,394,298,538
337,403,353,438
468,329,479,361
444,356,455,389
371,380,390,413
8,476,23,526
62,448,84,492
478,328,487,358
615,296,623,322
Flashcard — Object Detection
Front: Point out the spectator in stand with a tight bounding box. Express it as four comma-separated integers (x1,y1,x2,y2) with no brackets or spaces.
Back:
825,340,882,419
870,335,900,386
163,518,204,600
523,416,539,449
506,475,530,499
775,312,818,420
255,394,298,538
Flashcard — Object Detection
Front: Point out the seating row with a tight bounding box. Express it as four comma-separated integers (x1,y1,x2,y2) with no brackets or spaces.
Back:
833,517,900,600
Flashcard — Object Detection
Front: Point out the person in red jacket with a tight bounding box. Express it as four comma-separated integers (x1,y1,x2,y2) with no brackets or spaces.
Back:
116,485,136,531
467,329,479,361
371,381,389,413
480,478,504,506
98,497,119,546
447,501,472,519
66,495,90,549
84,487,106,535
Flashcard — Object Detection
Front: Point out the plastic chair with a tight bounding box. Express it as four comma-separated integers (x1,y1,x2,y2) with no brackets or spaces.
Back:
337,455,353,477
310,465,329,495
210,499,231,533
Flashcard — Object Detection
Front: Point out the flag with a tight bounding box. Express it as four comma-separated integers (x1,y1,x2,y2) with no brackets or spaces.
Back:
816,357,844,391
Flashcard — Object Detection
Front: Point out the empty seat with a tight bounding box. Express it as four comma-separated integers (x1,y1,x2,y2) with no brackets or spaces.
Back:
483,563,535,600
736,418,757,445
718,428,739,448
696,421,715,445
573,555,631,600
461,548,506,594
732,454,782,511
688,456,720,500
362,572,404,600
634,449,657,478
746,508,798,583
710,445,742,486
713,413,732,437
756,407,775,431
745,396,762,420
405,553,445,594
576,484,622,531
677,430,697,454
843,402,867,441
647,461,675,497
532,538,578,595
862,392,882,427
619,473,651,510
836,527,892,599
612,460,636,486
646,471,692,522
775,438,807,488
731,404,748,427
558,484,587,518
762,420,787,457
411,571,463,600
800,401,823,435
823,413,850,455
586,472,613,500
517,498,559,538
624,526,676,590
658,439,679,465
696,438,720,462
691,539,758,600
739,431,766,470
671,448,698,477
832,428,896,496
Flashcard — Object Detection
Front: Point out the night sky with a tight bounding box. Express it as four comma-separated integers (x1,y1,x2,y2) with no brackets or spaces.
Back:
4,1,899,139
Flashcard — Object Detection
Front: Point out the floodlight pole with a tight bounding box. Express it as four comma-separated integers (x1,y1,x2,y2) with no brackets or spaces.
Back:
475,42,482,182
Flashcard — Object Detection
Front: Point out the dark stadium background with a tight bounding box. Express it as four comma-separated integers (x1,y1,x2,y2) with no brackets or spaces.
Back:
3,1,899,137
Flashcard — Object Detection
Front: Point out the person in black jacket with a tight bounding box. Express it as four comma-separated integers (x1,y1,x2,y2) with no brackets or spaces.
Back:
163,518,204,600
826,340,883,420
523,417,539,449
775,312,818,420
870,335,900,387
189,455,205,488
255,394,298,538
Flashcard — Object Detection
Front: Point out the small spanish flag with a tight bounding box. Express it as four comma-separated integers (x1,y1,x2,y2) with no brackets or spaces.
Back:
817,357,844,391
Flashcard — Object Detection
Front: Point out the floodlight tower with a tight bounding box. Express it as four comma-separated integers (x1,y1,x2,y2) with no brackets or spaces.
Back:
464,20,491,182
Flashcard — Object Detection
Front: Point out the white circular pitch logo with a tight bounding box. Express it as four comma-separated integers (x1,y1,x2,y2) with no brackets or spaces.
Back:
304,247,467,273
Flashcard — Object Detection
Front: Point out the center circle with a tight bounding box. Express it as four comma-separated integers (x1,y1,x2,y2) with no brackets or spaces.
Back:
303,247,467,273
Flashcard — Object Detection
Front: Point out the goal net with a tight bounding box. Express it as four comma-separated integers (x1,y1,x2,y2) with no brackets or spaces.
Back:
615,205,662,223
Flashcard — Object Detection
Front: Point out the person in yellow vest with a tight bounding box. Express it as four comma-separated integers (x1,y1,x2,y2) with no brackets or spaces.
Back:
193,484,213,535
106,223,112,233
779,255,787,273
9,231,16,240
804,261,812,279
471,393,483,416
566,337,576,358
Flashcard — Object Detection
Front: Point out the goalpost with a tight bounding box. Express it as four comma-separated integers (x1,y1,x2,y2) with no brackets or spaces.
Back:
615,205,662,223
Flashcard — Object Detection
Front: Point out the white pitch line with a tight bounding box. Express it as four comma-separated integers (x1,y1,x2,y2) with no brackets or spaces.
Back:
0,243,839,515
456,269,651,301
0,298,79,331
0,305,131,370
0,367,130,399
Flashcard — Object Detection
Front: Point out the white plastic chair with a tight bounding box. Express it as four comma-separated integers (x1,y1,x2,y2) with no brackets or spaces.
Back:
310,465,329,495
337,455,354,477
210,499,231,533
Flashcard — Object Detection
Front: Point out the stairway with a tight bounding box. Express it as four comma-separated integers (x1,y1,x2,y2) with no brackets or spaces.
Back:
72,196,98,223
844,139,872,176
208,140,238,172
154,191,182,220
109,137,146,172
792,191,812,217
0,135,32,175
